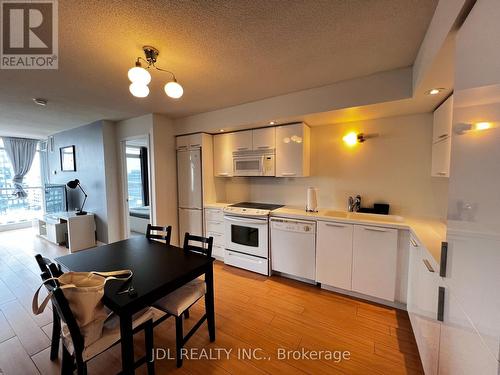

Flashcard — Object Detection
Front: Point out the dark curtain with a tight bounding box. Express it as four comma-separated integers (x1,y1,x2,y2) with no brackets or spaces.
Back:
140,147,149,206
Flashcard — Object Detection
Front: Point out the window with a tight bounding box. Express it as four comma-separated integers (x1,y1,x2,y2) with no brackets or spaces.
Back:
0,139,44,225
126,146,148,209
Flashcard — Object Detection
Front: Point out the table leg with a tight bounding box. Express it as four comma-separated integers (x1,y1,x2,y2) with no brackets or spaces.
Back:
120,313,135,374
205,264,216,342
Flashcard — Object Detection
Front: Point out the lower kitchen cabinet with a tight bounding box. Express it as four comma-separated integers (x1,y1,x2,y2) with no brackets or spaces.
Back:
316,221,353,290
204,207,225,259
438,289,499,375
351,225,398,301
407,236,441,375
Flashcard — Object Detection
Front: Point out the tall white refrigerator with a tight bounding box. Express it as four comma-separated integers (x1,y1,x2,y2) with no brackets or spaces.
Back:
177,147,203,240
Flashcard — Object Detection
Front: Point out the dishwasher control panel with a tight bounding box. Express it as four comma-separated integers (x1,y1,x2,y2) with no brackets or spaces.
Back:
271,218,316,234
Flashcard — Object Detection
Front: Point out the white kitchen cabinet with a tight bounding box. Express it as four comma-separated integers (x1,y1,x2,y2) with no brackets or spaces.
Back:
351,225,398,301
431,137,451,177
438,288,499,375
410,240,441,375
252,127,275,150
176,133,203,150
431,95,453,178
432,95,453,143
276,123,310,177
316,221,353,290
204,207,225,260
213,133,234,177
231,130,253,152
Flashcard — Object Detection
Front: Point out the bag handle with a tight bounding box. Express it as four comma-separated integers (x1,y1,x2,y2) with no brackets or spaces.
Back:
91,270,133,284
32,270,133,315
32,277,73,315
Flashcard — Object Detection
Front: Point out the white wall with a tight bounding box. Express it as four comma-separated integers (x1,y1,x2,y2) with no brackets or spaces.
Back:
221,113,448,219
151,114,179,245
102,120,121,242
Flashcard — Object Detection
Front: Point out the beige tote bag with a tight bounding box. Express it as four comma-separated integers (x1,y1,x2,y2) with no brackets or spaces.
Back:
33,270,132,346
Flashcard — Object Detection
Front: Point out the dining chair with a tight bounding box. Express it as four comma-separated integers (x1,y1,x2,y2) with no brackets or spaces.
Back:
146,224,172,244
35,254,63,361
153,233,214,367
48,283,156,375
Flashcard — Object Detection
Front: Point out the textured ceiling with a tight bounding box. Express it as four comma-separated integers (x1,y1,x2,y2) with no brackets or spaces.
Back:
0,0,438,137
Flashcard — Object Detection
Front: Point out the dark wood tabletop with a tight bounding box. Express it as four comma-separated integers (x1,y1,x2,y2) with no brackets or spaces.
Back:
55,236,214,314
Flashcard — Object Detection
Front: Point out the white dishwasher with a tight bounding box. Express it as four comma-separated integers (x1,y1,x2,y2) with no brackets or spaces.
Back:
270,217,316,282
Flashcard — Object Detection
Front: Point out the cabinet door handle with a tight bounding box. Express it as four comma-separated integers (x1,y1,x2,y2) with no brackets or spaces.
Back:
325,223,348,228
281,172,296,176
410,237,418,247
438,134,448,139
362,226,388,232
217,172,230,176
257,145,270,149
236,147,249,151
440,241,448,277
177,146,188,150
436,172,447,176
422,259,435,273
437,286,445,322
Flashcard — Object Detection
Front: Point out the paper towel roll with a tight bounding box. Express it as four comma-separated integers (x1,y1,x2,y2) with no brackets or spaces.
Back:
306,187,318,212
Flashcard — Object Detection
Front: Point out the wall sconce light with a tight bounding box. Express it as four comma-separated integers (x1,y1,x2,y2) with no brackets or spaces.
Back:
128,46,183,99
454,122,498,135
342,132,379,147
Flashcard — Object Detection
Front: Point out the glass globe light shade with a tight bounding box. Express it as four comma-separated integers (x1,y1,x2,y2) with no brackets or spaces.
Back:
128,66,151,85
129,83,150,98
164,81,184,99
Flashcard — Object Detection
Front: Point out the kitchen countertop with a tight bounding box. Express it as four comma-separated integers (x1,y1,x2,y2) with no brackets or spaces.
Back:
271,206,446,263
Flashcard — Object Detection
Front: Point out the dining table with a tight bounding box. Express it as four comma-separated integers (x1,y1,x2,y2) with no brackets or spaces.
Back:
55,236,216,375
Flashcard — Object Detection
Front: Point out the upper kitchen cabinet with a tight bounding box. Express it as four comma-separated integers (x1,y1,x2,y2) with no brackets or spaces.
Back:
213,133,234,177
231,130,253,152
176,133,203,150
252,127,275,150
276,123,311,177
433,95,453,143
431,95,453,178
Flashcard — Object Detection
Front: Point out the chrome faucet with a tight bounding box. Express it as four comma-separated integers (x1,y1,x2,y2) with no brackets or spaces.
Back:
348,195,361,212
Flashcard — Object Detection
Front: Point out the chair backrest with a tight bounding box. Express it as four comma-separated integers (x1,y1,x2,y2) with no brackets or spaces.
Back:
183,233,213,257
49,286,85,355
35,255,62,289
146,224,172,244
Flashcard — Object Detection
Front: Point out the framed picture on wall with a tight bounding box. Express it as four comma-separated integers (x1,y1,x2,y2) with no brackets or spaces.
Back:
60,145,76,171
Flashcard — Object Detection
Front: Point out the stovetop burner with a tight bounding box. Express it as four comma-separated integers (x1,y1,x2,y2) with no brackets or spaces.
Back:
229,202,284,210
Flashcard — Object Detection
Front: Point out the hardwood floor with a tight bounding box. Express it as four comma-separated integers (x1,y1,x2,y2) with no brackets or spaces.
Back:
0,228,423,374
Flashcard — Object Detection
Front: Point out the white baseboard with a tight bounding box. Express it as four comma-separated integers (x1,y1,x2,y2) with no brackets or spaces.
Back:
0,221,32,232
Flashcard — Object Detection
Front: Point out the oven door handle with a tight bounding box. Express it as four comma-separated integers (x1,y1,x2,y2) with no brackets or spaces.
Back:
224,216,268,225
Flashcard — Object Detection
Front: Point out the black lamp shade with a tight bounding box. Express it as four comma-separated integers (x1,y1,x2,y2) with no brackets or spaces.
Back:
67,179,80,189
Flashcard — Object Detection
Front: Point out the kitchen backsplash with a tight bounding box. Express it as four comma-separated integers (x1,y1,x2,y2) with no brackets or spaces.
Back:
218,113,449,219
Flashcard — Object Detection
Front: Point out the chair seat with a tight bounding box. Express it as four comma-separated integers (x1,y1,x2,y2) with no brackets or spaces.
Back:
62,307,165,361
154,279,206,317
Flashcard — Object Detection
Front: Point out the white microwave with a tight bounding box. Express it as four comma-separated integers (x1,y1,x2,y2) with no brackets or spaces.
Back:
233,150,275,176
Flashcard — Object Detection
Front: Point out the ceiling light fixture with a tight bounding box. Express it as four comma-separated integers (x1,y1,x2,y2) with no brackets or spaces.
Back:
269,121,276,125
33,98,47,106
128,46,183,99
427,88,445,95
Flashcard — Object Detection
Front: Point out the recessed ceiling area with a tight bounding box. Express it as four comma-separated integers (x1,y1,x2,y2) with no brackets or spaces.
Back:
0,0,439,137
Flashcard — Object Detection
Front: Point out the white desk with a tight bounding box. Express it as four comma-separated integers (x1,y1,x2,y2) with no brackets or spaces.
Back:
35,212,96,252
